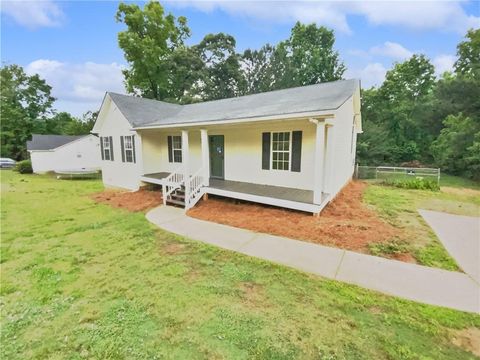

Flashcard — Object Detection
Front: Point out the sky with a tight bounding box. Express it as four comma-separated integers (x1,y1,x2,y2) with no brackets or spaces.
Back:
1,0,479,116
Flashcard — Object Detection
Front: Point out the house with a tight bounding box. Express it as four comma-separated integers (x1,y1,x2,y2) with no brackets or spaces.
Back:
27,134,101,173
92,79,362,215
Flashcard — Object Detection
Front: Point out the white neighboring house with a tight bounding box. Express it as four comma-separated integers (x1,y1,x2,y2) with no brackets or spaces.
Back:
92,79,362,215
27,134,101,173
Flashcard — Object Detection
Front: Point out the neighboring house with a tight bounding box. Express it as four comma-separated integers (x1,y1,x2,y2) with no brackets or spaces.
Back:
27,134,101,173
92,79,362,215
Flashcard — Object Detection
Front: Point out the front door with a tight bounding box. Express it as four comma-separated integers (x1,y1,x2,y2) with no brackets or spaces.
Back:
209,135,224,179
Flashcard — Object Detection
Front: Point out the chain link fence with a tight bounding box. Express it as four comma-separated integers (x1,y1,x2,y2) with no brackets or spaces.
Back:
355,165,441,185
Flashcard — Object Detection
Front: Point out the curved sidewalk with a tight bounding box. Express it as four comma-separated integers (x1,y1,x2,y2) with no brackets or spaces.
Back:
147,206,480,313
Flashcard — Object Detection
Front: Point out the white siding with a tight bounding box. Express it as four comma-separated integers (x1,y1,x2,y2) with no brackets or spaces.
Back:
141,120,316,191
30,135,101,173
324,96,357,196
97,98,142,190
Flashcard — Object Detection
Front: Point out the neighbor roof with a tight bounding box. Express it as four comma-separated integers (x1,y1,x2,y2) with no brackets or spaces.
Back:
27,134,86,151
107,78,360,129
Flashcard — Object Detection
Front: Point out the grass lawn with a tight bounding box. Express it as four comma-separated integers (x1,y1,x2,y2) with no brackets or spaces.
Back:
363,176,479,270
1,170,479,359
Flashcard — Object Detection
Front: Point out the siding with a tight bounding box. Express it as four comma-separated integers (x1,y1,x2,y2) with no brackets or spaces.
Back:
97,98,143,190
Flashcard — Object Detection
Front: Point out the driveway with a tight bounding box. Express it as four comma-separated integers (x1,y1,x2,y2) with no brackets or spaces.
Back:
419,209,480,283
147,206,480,313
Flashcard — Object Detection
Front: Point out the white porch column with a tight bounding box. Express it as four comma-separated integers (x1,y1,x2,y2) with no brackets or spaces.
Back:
181,130,189,201
312,119,326,204
200,129,209,186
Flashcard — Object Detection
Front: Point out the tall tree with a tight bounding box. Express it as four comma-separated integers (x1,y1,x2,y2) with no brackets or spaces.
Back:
0,64,55,159
240,44,276,95
240,22,346,95
377,55,436,162
287,22,345,85
116,1,193,101
194,33,244,101
454,28,480,79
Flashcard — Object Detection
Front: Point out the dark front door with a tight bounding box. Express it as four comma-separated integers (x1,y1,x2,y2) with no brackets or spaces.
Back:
209,135,224,179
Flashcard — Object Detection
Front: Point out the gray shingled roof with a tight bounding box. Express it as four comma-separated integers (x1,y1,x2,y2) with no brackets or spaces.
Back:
27,134,85,151
108,79,359,128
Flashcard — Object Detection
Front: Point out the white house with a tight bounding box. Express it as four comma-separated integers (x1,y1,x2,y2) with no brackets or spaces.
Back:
27,134,101,173
92,79,362,215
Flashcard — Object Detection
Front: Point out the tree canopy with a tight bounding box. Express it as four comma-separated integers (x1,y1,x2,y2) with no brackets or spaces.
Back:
0,65,97,159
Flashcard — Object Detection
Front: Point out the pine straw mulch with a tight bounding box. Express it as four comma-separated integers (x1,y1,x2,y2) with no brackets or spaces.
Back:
188,181,401,254
91,188,162,212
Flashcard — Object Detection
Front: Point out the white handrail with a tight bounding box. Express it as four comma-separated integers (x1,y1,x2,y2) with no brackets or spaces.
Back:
162,166,184,205
185,168,205,210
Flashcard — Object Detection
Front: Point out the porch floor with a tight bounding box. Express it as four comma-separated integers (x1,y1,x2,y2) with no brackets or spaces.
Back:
141,172,329,212
208,178,326,204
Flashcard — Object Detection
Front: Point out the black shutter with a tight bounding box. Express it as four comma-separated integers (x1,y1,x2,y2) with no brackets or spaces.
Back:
262,132,270,170
132,135,136,163
120,136,125,162
109,136,114,161
291,131,302,172
167,136,173,163
100,137,104,160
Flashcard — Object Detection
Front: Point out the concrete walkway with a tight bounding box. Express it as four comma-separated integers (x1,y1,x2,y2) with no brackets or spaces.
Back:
419,209,480,283
147,206,480,313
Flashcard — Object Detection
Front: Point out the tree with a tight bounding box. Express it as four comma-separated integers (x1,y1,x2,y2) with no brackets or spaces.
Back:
240,22,346,95
116,1,192,101
286,22,346,86
240,44,276,95
63,111,97,135
454,28,480,79
194,33,244,101
376,55,436,162
431,114,480,179
0,64,55,159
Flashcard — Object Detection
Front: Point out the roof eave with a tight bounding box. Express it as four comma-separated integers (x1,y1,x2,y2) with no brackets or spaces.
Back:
132,109,337,131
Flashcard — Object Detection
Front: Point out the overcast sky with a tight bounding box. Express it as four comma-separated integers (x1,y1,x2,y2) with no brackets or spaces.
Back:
1,0,479,116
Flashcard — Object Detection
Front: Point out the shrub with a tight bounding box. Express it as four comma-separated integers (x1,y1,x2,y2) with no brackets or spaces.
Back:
382,176,439,191
14,160,33,174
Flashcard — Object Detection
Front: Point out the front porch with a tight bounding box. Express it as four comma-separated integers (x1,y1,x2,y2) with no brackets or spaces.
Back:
140,172,330,213
138,118,334,214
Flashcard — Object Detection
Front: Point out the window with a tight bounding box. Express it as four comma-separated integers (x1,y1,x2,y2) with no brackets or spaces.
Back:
122,135,135,163
271,132,290,170
168,135,182,163
102,137,111,161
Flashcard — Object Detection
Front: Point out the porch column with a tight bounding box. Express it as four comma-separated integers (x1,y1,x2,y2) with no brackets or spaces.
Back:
181,130,189,201
200,129,210,186
312,119,326,204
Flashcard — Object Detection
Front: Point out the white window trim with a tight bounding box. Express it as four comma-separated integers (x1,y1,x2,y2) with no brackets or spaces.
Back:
103,137,111,161
171,135,182,163
123,135,134,163
270,131,292,171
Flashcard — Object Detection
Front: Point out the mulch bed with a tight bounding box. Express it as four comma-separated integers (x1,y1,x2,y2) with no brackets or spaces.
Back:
91,188,162,212
188,181,400,253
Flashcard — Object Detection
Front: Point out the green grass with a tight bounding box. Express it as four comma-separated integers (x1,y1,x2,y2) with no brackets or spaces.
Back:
1,170,480,359
363,181,479,270
440,174,480,190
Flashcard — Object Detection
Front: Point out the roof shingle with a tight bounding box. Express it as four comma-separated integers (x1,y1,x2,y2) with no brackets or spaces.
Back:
108,78,359,128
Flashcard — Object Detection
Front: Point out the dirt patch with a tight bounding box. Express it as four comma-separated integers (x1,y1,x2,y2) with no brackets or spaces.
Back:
188,181,399,253
239,282,266,307
91,188,162,212
451,327,480,357
162,242,186,255
392,252,417,263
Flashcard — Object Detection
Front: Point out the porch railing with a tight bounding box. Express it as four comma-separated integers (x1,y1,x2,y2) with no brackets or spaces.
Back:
162,166,184,205
185,168,206,210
